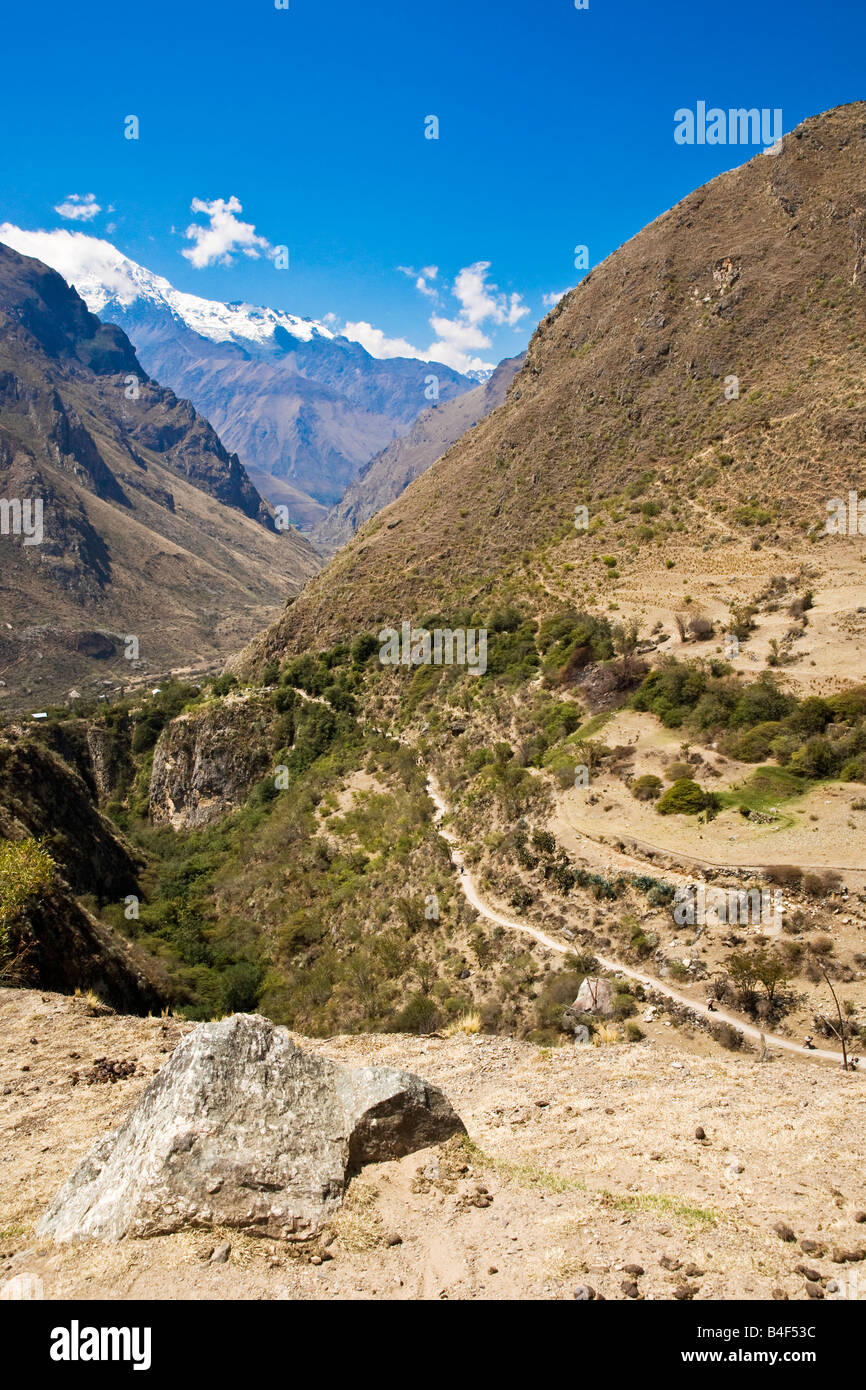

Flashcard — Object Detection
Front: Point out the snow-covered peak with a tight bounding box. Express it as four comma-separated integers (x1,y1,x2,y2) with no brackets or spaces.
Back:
0,224,335,348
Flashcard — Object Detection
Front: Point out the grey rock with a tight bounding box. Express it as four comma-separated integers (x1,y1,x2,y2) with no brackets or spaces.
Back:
210,1242,231,1264
571,976,616,1018
37,1014,464,1245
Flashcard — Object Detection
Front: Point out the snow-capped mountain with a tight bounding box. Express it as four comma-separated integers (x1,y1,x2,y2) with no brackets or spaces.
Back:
0,226,473,522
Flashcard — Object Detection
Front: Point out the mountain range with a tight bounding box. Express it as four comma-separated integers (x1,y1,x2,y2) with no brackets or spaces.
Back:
312,352,525,549
0,241,320,710
0,228,476,528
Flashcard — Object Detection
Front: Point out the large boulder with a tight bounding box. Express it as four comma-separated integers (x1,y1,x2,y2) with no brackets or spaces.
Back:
37,1014,464,1244
571,976,617,1018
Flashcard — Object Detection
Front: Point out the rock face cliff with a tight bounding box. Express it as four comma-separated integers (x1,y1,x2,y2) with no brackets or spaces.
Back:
0,729,164,1011
7,883,166,1015
0,241,321,710
148,695,276,829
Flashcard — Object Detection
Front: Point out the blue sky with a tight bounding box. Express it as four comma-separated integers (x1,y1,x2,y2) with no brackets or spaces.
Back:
0,0,862,371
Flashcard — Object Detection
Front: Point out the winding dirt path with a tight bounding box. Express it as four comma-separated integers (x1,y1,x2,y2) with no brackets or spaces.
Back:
424,769,849,1068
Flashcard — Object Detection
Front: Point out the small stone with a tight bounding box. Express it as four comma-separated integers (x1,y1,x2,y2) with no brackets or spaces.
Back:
673,1283,697,1300
805,1282,824,1299
621,1279,640,1298
831,1247,865,1263
684,1264,705,1278
210,1242,231,1264
795,1265,821,1282
772,1222,796,1242
310,1255,322,1266
854,1212,866,1224
623,1263,644,1277
659,1255,681,1271
772,1287,788,1300
385,1232,403,1247
799,1238,824,1255
573,1284,596,1300
487,1266,498,1275
695,1126,706,1141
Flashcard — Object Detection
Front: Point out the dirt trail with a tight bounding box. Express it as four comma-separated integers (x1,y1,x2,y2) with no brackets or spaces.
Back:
424,770,848,1067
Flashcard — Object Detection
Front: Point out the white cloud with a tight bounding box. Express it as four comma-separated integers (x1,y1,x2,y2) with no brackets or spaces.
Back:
0,224,142,311
399,263,439,301
341,320,424,360
339,260,530,375
54,193,101,223
424,261,529,373
182,196,271,269
543,288,570,309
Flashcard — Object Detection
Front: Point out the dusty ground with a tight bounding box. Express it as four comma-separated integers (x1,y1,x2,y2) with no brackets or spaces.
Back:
2,988,865,1302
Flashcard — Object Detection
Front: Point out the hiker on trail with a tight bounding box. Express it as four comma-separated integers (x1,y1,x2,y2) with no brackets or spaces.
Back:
706,998,717,1012
804,1034,816,1050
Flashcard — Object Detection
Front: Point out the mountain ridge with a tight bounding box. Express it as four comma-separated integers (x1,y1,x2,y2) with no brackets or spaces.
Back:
312,352,526,549
0,241,321,710
0,227,477,521
235,100,866,672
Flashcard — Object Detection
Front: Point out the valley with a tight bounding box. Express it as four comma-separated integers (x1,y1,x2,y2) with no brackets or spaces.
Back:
1,97,866,1310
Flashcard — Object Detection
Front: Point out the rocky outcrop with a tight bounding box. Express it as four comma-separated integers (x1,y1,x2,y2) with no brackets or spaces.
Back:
37,1013,465,1243
149,696,275,829
84,723,132,803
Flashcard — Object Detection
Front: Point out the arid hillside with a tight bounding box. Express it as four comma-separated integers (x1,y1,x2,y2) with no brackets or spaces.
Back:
237,102,866,674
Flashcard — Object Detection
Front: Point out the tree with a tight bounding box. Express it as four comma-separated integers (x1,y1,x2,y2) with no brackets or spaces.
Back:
725,946,788,1014
808,947,852,1069
612,618,642,679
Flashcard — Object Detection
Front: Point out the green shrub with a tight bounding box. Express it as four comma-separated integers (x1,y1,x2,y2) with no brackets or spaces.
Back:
632,774,663,801
0,839,56,960
657,779,719,816
665,760,693,781
734,722,784,763
392,992,441,1034
211,673,238,697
